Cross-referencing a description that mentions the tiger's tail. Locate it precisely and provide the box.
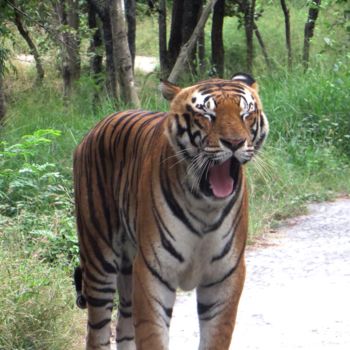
[73,266,87,309]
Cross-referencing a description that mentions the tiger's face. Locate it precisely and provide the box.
[162,74,269,199]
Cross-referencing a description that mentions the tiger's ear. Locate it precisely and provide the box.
[160,80,181,101]
[231,73,259,91]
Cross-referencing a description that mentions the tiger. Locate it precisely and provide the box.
[73,73,269,350]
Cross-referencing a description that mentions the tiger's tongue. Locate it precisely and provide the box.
[208,159,234,198]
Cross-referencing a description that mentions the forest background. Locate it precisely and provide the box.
[0,0,349,348]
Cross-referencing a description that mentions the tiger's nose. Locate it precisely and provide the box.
[220,138,246,151]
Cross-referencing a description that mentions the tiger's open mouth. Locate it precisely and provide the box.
[200,157,240,198]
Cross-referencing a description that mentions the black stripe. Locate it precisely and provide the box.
[132,113,165,156]
[182,113,200,147]
[109,112,135,157]
[119,299,132,308]
[88,318,110,330]
[150,296,173,327]
[251,119,259,142]
[200,308,224,321]
[94,136,116,248]
[91,286,116,294]
[116,336,134,343]
[197,301,225,321]
[139,246,176,292]
[211,214,243,263]
[83,137,119,260]
[86,295,113,307]
[87,233,117,274]
[201,245,245,288]
[154,206,184,263]
[160,153,201,236]
[119,309,132,318]
[197,301,216,315]
[121,264,133,275]
[84,266,111,285]
[175,113,187,136]
[150,182,184,262]
[175,139,192,160]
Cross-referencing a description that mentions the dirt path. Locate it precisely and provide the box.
[169,198,350,349]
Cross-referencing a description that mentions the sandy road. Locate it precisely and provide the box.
[169,198,350,350]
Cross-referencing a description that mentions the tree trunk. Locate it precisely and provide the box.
[86,0,119,100]
[198,29,206,76]
[124,0,136,69]
[87,1,103,105]
[87,2,103,80]
[167,0,184,70]
[303,0,321,71]
[55,0,72,98]
[13,9,44,85]
[182,0,202,74]
[54,0,80,98]
[0,74,5,125]
[158,0,168,77]
[253,22,272,71]
[280,0,292,70]
[66,0,80,81]
[102,12,119,100]
[211,0,225,77]
[168,0,218,83]
[109,0,140,107]
[243,0,256,74]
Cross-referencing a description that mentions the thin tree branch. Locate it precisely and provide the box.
[168,0,218,83]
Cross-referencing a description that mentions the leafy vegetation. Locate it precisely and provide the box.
[0,248,85,350]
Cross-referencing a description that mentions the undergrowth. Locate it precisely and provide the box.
[0,248,85,350]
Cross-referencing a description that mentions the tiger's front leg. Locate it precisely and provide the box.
[196,258,246,350]
[132,253,177,350]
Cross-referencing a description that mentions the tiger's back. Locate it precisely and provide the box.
[74,110,167,259]
[74,74,269,350]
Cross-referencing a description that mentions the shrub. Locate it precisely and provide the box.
[0,129,78,265]
[0,249,85,350]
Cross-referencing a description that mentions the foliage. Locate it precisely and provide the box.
[0,129,79,265]
[0,248,85,350]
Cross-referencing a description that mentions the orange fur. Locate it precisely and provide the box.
[74,75,268,349]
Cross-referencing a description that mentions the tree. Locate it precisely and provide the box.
[0,54,6,124]
[167,0,185,72]
[168,0,218,83]
[253,21,271,71]
[109,0,139,107]
[87,0,103,103]
[280,0,292,70]
[211,0,225,77]
[182,0,203,74]
[54,0,81,98]
[11,2,45,85]
[159,0,206,77]
[0,15,8,124]
[158,0,168,77]
[87,0,119,101]
[124,0,136,69]
[244,0,256,74]
[303,0,322,71]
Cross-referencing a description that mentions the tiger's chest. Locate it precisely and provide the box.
[157,204,238,291]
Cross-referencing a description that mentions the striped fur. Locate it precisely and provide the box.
[73,73,269,349]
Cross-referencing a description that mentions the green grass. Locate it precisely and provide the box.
[2,63,350,239]
[0,247,85,350]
